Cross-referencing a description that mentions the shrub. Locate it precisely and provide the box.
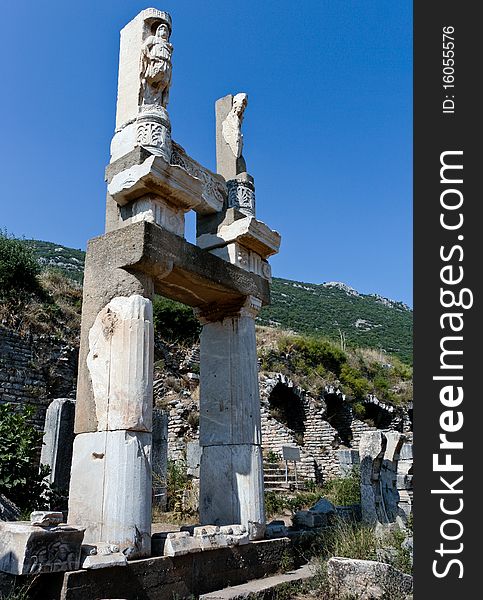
[279,335,347,376]
[152,296,200,343]
[0,232,41,300]
[323,467,361,506]
[0,403,51,512]
[340,364,370,399]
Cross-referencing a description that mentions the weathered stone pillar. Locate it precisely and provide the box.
[68,237,154,559]
[40,398,76,494]
[197,297,266,538]
[152,407,168,511]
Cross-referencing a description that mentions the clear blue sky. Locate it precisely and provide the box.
[0,1,412,305]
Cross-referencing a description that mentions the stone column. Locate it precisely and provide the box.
[68,238,154,559]
[152,408,168,511]
[197,297,266,538]
[40,398,76,495]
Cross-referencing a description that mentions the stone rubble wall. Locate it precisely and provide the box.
[0,326,77,430]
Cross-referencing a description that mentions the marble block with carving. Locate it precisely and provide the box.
[0,522,84,575]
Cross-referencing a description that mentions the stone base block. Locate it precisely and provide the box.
[327,557,413,600]
[199,444,265,532]
[68,430,151,559]
[0,522,84,575]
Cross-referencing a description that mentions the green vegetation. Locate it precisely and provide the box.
[152,296,201,343]
[24,239,85,283]
[259,278,412,364]
[265,470,360,518]
[260,333,412,407]
[0,231,41,301]
[0,403,51,512]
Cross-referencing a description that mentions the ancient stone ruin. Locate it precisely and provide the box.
[1,6,281,577]
[0,9,413,598]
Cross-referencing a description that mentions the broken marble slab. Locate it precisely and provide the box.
[0,522,84,575]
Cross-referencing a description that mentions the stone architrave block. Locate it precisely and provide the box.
[327,557,413,600]
[0,522,84,575]
[86,294,153,433]
[199,444,265,530]
[108,155,223,214]
[163,532,202,556]
[197,215,281,259]
[68,430,151,558]
[40,398,76,493]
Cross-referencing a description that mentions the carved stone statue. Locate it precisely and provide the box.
[140,17,173,108]
[222,93,248,158]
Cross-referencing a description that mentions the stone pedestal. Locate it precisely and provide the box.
[197,297,266,537]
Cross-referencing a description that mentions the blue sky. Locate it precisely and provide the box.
[0,1,412,305]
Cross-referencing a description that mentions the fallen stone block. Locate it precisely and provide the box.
[327,557,413,600]
[0,522,84,575]
[81,552,127,569]
[193,524,249,549]
[163,532,202,556]
[265,520,289,539]
[310,498,336,516]
[292,510,327,529]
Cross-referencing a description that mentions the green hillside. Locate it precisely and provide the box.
[259,279,412,364]
[25,240,85,283]
[25,240,412,363]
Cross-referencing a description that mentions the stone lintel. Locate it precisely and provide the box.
[197,215,281,259]
[106,144,225,215]
[87,221,270,310]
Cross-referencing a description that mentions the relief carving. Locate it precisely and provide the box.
[222,93,248,158]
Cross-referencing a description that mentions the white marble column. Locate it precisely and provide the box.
[68,294,154,558]
[198,296,266,538]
